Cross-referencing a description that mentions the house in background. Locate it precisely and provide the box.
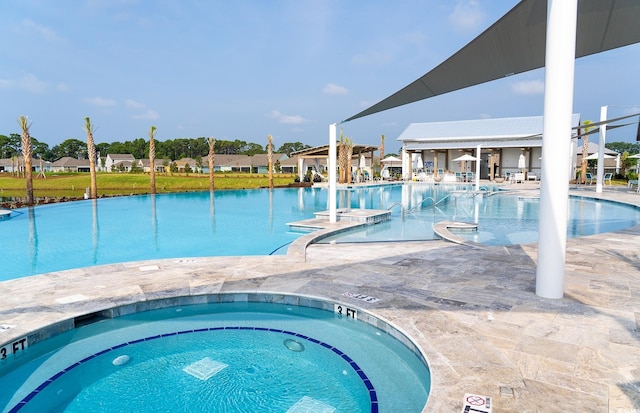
[137,158,171,173]
[0,157,52,173]
[105,154,135,172]
[50,157,90,173]
[248,153,287,173]
[173,157,202,173]
[214,154,252,173]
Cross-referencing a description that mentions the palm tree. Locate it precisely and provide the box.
[18,115,34,206]
[379,134,385,176]
[267,134,274,189]
[207,137,215,191]
[149,125,157,194]
[337,130,353,183]
[580,120,593,184]
[11,154,17,177]
[84,117,98,199]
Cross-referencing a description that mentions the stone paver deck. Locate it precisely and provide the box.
[1,182,639,412]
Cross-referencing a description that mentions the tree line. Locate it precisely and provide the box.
[0,134,312,161]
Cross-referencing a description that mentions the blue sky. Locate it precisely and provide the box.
[2,0,639,154]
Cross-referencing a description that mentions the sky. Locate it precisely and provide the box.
[2,0,639,154]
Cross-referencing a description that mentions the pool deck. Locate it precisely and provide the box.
[1,182,640,412]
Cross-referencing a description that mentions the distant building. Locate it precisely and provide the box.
[105,154,135,172]
[50,157,90,173]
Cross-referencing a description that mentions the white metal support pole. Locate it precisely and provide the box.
[595,105,607,193]
[475,144,481,191]
[536,0,578,299]
[329,123,337,223]
[298,157,305,183]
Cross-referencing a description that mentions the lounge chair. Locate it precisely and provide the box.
[455,172,462,182]
[604,173,612,185]
[585,172,594,185]
[511,173,525,183]
[466,172,474,182]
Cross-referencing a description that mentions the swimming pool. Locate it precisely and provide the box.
[0,297,431,413]
[319,185,640,245]
[2,184,639,281]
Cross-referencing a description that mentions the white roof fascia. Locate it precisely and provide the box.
[404,139,544,151]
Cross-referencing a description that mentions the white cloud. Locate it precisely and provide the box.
[402,31,426,47]
[0,74,68,94]
[85,97,117,107]
[125,99,146,109]
[269,110,308,125]
[511,79,545,95]
[132,109,159,120]
[0,74,49,94]
[22,19,62,42]
[322,83,348,96]
[449,1,486,31]
[350,51,392,66]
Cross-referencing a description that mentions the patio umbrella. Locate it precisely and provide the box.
[585,152,615,160]
[451,154,478,162]
[412,154,423,170]
[630,153,640,177]
[452,153,477,173]
[518,153,526,174]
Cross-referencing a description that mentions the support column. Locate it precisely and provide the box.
[298,157,305,183]
[329,123,337,223]
[595,105,607,193]
[475,145,481,190]
[536,0,578,299]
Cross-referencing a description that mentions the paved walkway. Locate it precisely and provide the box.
[1,183,639,412]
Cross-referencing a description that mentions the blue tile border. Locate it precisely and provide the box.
[8,327,378,413]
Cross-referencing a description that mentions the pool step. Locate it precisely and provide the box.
[313,208,391,224]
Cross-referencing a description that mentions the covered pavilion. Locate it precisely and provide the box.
[291,144,378,183]
[397,114,581,181]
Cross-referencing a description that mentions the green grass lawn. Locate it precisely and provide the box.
[0,172,300,199]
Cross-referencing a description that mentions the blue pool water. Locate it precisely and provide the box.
[321,185,640,245]
[2,184,639,281]
[0,301,431,413]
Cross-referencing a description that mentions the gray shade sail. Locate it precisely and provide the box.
[344,0,640,122]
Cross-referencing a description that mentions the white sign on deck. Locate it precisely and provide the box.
[342,291,380,303]
[461,394,492,413]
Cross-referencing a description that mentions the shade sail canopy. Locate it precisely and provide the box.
[452,154,478,162]
[344,0,640,122]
